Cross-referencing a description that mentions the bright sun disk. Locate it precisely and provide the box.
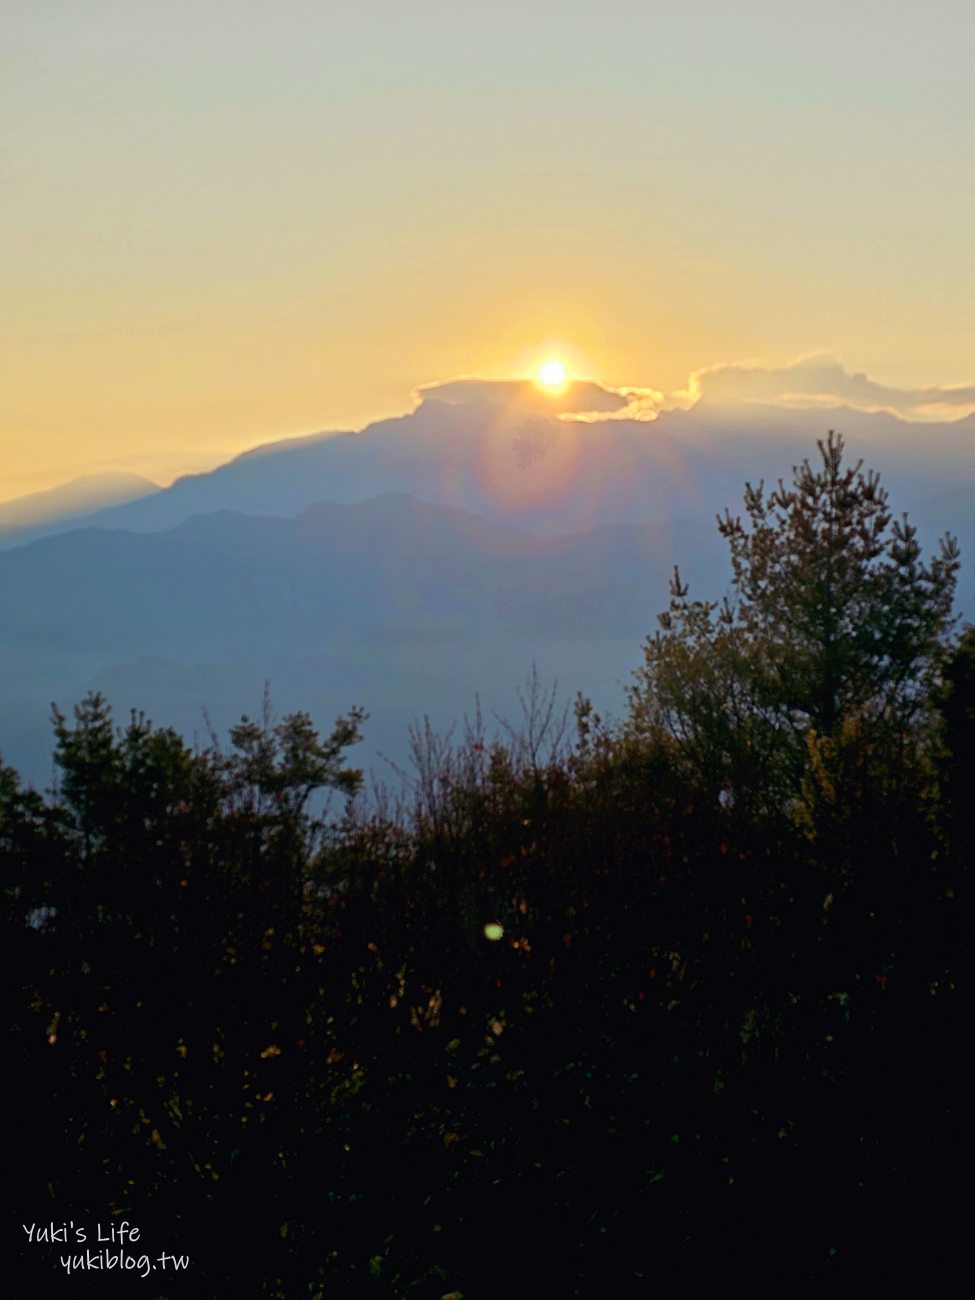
[538,359,566,387]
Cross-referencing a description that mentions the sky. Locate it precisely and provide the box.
[3,0,975,496]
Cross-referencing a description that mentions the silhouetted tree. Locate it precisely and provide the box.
[5,437,969,1294]
[628,431,960,816]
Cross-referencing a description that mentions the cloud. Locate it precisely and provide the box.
[414,355,975,427]
[415,376,668,423]
[561,385,666,423]
[414,377,633,417]
[676,352,975,420]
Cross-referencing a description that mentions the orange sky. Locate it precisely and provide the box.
[4,1,975,497]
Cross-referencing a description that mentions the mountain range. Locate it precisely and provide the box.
[1,381,972,787]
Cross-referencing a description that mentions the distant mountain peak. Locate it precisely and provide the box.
[0,471,159,537]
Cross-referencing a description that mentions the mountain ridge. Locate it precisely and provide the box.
[5,389,973,550]
[0,472,159,540]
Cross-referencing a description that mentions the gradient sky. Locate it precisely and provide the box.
[3,0,975,496]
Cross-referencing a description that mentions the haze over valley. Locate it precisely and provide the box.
[2,370,972,787]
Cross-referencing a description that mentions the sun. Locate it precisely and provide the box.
[537,359,567,388]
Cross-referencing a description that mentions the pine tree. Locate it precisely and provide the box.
[628,431,961,812]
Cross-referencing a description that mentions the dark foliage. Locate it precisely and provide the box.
[4,438,970,1296]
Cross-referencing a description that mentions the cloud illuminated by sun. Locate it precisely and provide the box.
[537,359,567,389]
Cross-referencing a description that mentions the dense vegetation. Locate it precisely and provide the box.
[5,435,972,1294]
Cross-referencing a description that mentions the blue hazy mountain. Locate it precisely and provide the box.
[0,472,159,547]
[9,382,973,544]
[0,494,727,786]
[1,383,971,786]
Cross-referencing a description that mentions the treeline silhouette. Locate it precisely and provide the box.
[5,435,972,1295]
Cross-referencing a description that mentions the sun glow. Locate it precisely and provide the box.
[538,359,567,388]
